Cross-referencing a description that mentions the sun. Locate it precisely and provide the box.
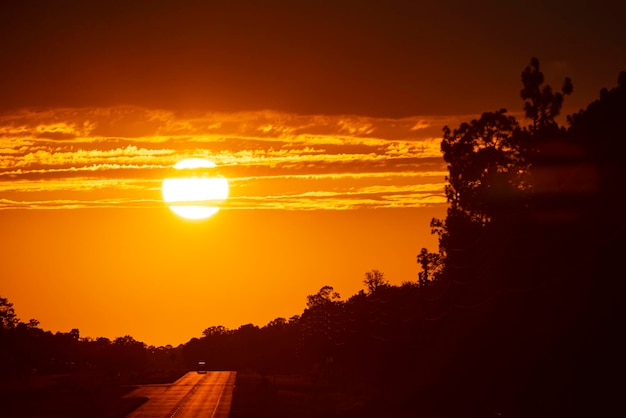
[161,158,229,220]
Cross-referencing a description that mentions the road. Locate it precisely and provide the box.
[125,371,236,418]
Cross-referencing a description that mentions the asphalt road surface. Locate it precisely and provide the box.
[125,371,236,418]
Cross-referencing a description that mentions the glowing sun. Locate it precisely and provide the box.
[161,158,229,220]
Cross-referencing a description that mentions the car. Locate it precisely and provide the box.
[197,361,207,374]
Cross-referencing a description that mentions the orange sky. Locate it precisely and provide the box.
[1,0,625,346]
[0,108,450,346]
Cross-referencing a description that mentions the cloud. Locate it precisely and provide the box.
[0,107,451,211]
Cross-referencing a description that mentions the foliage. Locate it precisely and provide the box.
[0,296,18,330]
[521,57,573,133]
[362,269,388,294]
[2,57,624,417]
[305,285,341,308]
[441,109,524,225]
[416,247,441,286]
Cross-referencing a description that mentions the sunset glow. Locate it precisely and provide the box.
[0,108,450,214]
[1,2,623,415]
[0,107,449,346]
[1,0,623,349]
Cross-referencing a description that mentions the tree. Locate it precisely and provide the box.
[428,109,524,282]
[363,269,388,294]
[427,57,574,280]
[266,317,287,327]
[440,108,524,225]
[202,325,229,338]
[68,328,80,340]
[0,296,18,330]
[302,286,343,364]
[26,318,40,329]
[521,56,573,134]
[306,285,341,308]
[417,248,441,286]
[567,70,626,168]
[113,335,147,372]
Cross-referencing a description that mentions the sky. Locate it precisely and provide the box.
[1,0,625,347]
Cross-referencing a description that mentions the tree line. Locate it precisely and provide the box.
[2,57,624,417]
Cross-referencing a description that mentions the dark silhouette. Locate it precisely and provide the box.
[521,57,573,133]
[2,58,624,417]
[362,269,389,294]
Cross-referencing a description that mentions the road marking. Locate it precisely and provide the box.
[209,378,226,418]
[168,374,206,418]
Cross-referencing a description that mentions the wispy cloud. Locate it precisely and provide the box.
[0,107,456,211]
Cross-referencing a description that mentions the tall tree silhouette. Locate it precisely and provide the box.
[416,248,441,286]
[0,296,18,330]
[362,269,388,294]
[300,286,343,369]
[428,57,574,283]
[441,108,523,224]
[430,109,525,287]
[521,56,573,134]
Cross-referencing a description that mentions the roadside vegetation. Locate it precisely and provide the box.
[2,58,624,417]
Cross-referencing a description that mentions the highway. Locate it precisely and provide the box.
[125,371,236,418]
